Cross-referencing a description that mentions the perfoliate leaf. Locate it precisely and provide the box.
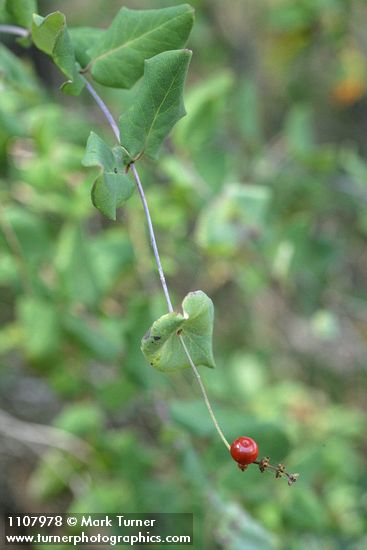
[120,49,192,162]
[69,27,104,68]
[141,290,215,372]
[82,131,134,220]
[31,11,84,95]
[88,4,194,89]
[5,0,37,28]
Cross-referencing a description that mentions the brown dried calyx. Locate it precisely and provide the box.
[255,456,299,486]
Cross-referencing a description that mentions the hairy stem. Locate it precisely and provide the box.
[0,24,29,37]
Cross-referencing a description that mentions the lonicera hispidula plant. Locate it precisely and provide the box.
[0,0,298,485]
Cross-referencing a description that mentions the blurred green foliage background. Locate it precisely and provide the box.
[0,0,367,548]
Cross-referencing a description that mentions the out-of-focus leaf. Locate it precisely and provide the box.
[311,310,339,340]
[17,296,61,360]
[285,488,329,530]
[31,11,84,95]
[2,206,50,264]
[82,131,135,220]
[119,49,191,162]
[62,314,122,363]
[284,104,314,155]
[174,71,233,150]
[339,148,367,186]
[87,229,133,294]
[196,183,271,254]
[28,450,77,500]
[0,106,24,137]
[212,496,277,550]
[55,223,99,307]
[5,0,37,28]
[88,4,194,88]
[141,290,215,372]
[54,402,104,436]
[236,78,263,148]
[70,480,133,513]
[0,43,39,92]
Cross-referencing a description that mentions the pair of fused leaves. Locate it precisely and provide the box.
[78,6,193,217]
[74,4,194,89]
[141,291,215,372]
[21,5,193,216]
[29,4,193,96]
[82,132,134,221]
[83,48,192,218]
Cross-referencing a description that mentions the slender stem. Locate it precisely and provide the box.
[81,77,121,142]
[82,77,230,450]
[0,24,29,37]
[179,335,230,450]
[130,163,174,313]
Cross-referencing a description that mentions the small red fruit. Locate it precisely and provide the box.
[230,436,259,469]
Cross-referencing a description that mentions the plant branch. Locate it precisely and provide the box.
[0,24,29,37]
[82,77,231,451]
[81,76,121,142]
[130,163,174,313]
[179,335,230,450]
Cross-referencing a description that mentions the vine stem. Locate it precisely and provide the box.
[130,163,174,314]
[1,22,231,453]
[0,24,29,37]
[82,77,121,143]
[82,79,231,451]
[178,335,230,450]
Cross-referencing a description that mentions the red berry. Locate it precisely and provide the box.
[230,436,259,466]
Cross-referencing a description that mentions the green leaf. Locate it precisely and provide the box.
[54,402,104,436]
[5,0,37,28]
[82,131,135,220]
[69,27,104,68]
[17,296,61,360]
[141,290,215,372]
[174,70,234,150]
[31,11,84,95]
[120,49,191,162]
[0,43,39,92]
[62,314,122,363]
[213,498,276,550]
[196,183,272,255]
[88,4,194,89]
[55,223,99,307]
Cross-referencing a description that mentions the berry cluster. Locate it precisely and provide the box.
[230,436,299,486]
